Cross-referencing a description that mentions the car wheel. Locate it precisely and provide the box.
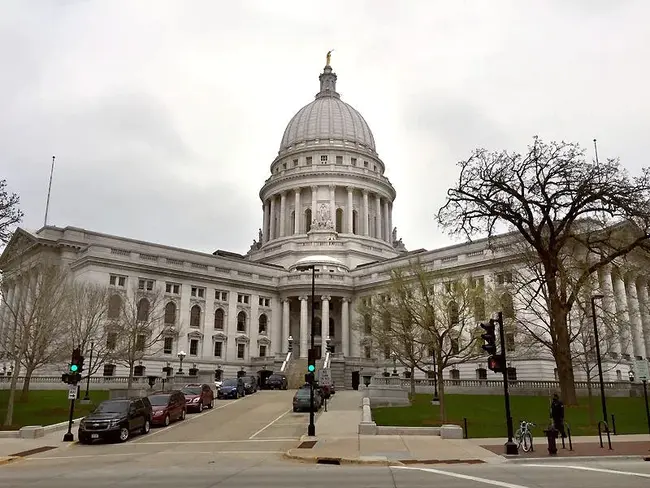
[180,409,186,420]
[208,400,214,409]
[118,426,130,442]
[141,418,150,435]
[164,414,170,426]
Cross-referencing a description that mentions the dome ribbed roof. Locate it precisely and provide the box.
[278,64,376,154]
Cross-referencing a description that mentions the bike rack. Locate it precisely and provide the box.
[463,417,468,439]
[597,420,612,450]
[561,423,573,451]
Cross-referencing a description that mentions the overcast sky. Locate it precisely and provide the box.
[2,0,649,255]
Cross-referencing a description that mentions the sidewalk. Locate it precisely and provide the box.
[0,429,73,466]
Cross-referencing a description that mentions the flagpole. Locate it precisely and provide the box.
[593,139,600,165]
[44,155,55,227]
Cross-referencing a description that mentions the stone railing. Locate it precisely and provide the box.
[0,375,190,390]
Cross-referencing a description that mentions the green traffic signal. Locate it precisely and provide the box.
[308,364,315,372]
[70,364,79,372]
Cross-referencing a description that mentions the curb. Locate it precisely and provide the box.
[504,454,648,464]
[284,450,488,466]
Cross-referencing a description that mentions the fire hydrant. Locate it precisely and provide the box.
[544,426,558,455]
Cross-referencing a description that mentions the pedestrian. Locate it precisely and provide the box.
[550,393,566,438]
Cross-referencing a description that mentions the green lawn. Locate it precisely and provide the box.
[372,394,650,438]
[0,389,109,430]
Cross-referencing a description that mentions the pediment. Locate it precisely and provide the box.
[0,228,39,266]
[257,336,271,345]
[235,334,250,344]
[163,326,179,337]
[187,330,204,339]
[212,332,228,341]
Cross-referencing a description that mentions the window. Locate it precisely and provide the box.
[335,208,343,233]
[191,286,205,299]
[364,346,371,359]
[505,332,515,352]
[163,337,173,354]
[448,301,459,326]
[506,367,517,381]
[103,364,115,377]
[501,293,515,319]
[215,290,228,301]
[237,294,250,305]
[165,282,181,295]
[137,298,150,322]
[108,295,121,319]
[134,365,145,377]
[306,156,312,165]
[135,334,146,351]
[237,311,247,333]
[293,159,298,167]
[213,341,223,357]
[106,332,117,350]
[351,157,357,166]
[259,345,267,357]
[373,164,377,171]
[336,155,342,164]
[258,297,270,307]
[214,308,224,330]
[138,279,154,291]
[329,317,335,337]
[237,343,245,359]
[497,272,512,284]
[305,208,312,232]
[314,317,322,336]
[352,210,358,234]
[477,368,488,380]
[189,339,199,356]
[364,161,368,168]
[474,296,486,322]
[109,274,127,287]
[258,314,268,334]
[190,305,202,328]
[164,302,177,325]
[450,337,460,355]
[320,155,328,163]
[450,369,460,380]
[282,162,287,170]
[384,345,391,359]
[427,370,436,379]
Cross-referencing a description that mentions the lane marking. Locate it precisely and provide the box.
[22,450,285,461]
[129,438,299,445]
[524,464,650,479]
[249,408,292,439]
[392,466,531,488]
[132,397,243,443]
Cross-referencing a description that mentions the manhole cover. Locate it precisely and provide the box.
[298,440,317,449]
[10,446,57,457]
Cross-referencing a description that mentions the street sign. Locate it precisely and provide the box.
[634,359,649,381]
[319,368,332,387]
[68,384,77,400]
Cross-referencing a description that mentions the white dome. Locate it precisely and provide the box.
[278,64,376,155]
[291,255,349,272]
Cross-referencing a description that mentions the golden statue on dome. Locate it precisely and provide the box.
[326,49,334,66]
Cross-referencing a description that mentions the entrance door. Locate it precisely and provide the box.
[258,370,273,389]
[351,371,360,390]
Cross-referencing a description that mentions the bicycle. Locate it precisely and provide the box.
[515,420,535,452]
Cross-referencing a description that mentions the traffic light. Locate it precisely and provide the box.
[61,372,70,384]
[70,347,84,374]
[480,319,498,355]
[488,354,505,373]
[307,348,316,373]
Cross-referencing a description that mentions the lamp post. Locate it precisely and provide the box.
[288,335,293,353]
[83,341,94,401]
[392,353,398,376]
[296,263,316,437]
[431,348,439,405]
[177,350,186,374]
[590,294,608,425]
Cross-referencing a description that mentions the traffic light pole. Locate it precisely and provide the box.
[308,265,316,437]
[63,347,77,442]
[498,312,518,455]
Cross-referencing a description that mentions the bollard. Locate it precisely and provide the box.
[597,420,612,450]
[566,424,573,451]
[544,426,558,455]
[463,417,468,439]
[611,414,617,435]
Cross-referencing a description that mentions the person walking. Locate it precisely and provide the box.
[550,393,566,438]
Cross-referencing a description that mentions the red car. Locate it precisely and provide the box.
[181,384,214,412]
[148,390,186,426]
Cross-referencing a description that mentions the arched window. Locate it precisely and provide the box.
[190,305,201,328]
[335,208,343,233]
[164,302,176,325]
[329,317,335,337]
[214,308,224,329]
[314,317,322,336]
[258,314,268,334]
[107,295,121,319]
[237,311,247,333]
[352,210,358,234]
[137,298,150,322]
[448,301,459,326]
[305,208,312,232]
[133,365,145,377]
[290,210,296,234]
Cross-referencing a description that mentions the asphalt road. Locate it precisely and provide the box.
[2,390,650,487]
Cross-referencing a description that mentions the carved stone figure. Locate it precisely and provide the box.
[392,227,398,243]
[258,228,263,242]
[311,203,334,230]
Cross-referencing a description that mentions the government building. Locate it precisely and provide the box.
[1,58,648,389]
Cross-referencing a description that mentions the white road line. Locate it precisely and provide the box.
[129,438,299,445]
[249,408,292,439]
[392,466,531,488]
[524,464,650,479]
[23,450,285,461]
[132,398,243,443]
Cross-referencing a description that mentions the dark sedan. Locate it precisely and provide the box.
[217,378,245,399]
[292,385,323,412]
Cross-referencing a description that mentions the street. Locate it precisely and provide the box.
[2,390,650,487]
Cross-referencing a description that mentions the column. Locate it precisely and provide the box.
[329,185,336,226]
[279,192,287,237]
[612,268,633,357]
[598,265,621,356]
[350,298,361,357]
[362,190,369,237]
[321,296,330,353]
[269,196,276,240]
[341,297,350,356]
[346,187,354,233]
[299,296,309,358]
[293,188,301,234]
[635,278,650,358]
[625,272,646,358]
[263,200,270,243]
[383,201,390,242]
[282,299,290,353]
[311,185,318,219]
[388,203,393,240]
[375,194,382,240]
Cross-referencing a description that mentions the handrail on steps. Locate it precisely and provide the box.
[280,351,292,373]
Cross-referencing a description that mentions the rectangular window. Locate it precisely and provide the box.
[282,162,287,170]
[189,339,199,356]
[320,155,328,163]
[497,272,513,284]
[238,294,250,305]
[213,341,223,357]
[165,282,181,295]
[138,279,154,291]
[364,346,371,359]
[351,157,357,166]
[237,343,245,359]
[364,161,369,168]
[258,297,270,307]
[293,159,298,167]
[336,156,343,165]
[106,332,117,350]
[163,337,173,355]
[135,334,146,352]
[191,286,205,298]
[215,290,228,301]
[103,365,115,377]
[109,274,127,287]
[306,156,312,165]
[259,345,267,357]
[505,332,516,352]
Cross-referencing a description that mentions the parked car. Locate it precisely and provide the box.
[217,378,245,399]
[243,375,258,394]
[181,384,214,412]
[266,373,288,390]
[78,397,152,444]
[148,390,186,426]
[292,385,323,412]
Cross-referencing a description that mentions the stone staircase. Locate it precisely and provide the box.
[286,357,308,389]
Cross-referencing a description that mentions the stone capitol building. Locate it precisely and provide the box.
[2,57,648,389]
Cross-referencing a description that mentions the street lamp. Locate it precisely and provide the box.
[296,263,316,437]
[177,350,186,374]
[288,335,293,353]
[590,294,608,426]
[392,352,398,376]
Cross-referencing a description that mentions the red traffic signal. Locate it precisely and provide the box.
[488,354,505,373]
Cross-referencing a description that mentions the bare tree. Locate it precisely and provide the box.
[0,179,23,245]
[108,286,166,390]
[437,137,650,404]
